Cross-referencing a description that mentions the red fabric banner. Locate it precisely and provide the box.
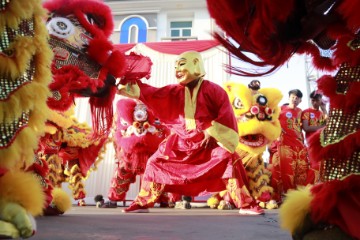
[114,43,136,53]
[114,40,220,55]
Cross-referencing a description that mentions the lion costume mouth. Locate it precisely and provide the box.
[239,134,267,147]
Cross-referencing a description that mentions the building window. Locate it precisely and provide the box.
[120,16,148,43]
[170,21,192,38]
[129,25,139,43]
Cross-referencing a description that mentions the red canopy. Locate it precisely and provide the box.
[114,40,220,55]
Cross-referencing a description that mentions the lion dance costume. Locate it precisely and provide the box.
[107,98,180,206]
[207,0,359,239]
[36,0,126,211]
[0,0,52,238]
[207,82,282,210]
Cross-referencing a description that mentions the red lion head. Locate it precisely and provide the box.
[43,0,126,136]
[114,98,169,171]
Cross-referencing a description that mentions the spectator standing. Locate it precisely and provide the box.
[301,90,327,183]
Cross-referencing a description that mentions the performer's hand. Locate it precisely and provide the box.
[201,130,211,148]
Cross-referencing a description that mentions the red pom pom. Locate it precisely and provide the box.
[250,106,259,115]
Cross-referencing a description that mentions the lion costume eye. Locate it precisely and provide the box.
[256,95,267,106]
[233,97,243,109]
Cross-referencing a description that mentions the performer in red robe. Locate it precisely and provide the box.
[118,51,263,215]
[301,91,327,143]
[301,90,327,183]
[269,90,309,203]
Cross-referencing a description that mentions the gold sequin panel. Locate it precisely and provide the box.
[0,18,35,56]
[335,63,360,94]
[321,108,360,146]
[0,111,29,148]
[320,150,360,181]
[0,59,35,100]
[49,37,102,80]
[334,37,360,94]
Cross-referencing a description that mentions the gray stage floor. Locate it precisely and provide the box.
[32,206,292,240]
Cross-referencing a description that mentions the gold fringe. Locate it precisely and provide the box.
[0,0,47,32]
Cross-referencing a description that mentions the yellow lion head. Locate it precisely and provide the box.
[224,81,283,154]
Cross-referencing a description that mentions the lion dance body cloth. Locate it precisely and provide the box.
[108,98,180,205]
[206,0,360,238]
[0,0,53,238]
[35,0,127,211]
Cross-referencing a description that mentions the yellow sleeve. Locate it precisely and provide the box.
[206,121,239,153]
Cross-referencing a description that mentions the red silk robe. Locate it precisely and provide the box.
[135,79,240,196]
[301,108,326,182]
[270,105,309,200]
[301,108,326,142]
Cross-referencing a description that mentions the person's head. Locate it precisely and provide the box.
[248,80,261,91]
[309,90,323,109]
[288,89,302,108]
[175,51,206,86]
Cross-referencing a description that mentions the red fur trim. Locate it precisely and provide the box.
[337,0,360,31]
[261,0,294,23]
[206,0,360,77]
[87,38,113,65]
[308,129,360,162]
[48,64,104,111]
[317,75,360,113]
[51,64,102,92]
[47,86,73,112]
[104,50,126,78]
[206,0,298,76]
[327,24,353,40]
[310,174,360,239]
[58,39,123,93]
[43,0,114,38]
[297,43,338,71]
[334,35,360,66]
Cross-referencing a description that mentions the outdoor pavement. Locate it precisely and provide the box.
[32,205,292,240]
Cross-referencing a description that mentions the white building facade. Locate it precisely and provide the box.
[105,0,215,43]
